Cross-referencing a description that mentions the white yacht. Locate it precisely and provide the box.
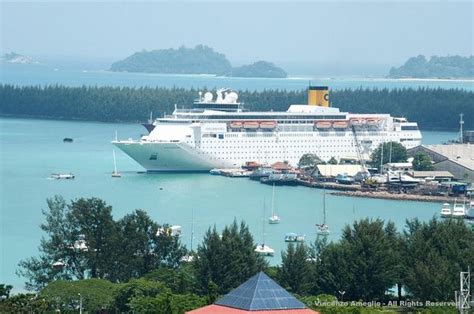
[452,201,467,218]
[440,203,452,218]
[113,87,422,172]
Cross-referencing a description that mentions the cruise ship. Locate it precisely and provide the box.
[113,87,422,172]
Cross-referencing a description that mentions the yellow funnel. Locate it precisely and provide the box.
[308,86,329,107]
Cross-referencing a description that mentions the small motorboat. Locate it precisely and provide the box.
[255,244,274,256]
[284,233,305,242]
[316,223,330,236]
[156,225,182,237]
[63,137,73,143]
[51,173,75,180]
[209,168,222,175]
[452,201,467,218]
[440,203,452,218]
[269,215,280,224]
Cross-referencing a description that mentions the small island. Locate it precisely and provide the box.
[388,55,473,79]
[232,61,287,78]
[2,52,39,64]
[110,45,287,78]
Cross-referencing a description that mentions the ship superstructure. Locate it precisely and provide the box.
[113,87,422,172]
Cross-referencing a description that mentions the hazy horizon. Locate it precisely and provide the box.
[1,1,473,75]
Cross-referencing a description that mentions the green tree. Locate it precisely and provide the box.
[298,153,324,169]
[403,218,474,301]
[0,293,49,313]
[39,278,118,312]
[328,157,338,165]
[193,220,267,294]
[68,197,118,280]
[113,278,168,312]
[18,196,187,290]
[412,152,434,171]
[142,264,197,294]
[316,219,398,301]
[278,243,312,295]
[0,284,12,299]
[370,142,408,168]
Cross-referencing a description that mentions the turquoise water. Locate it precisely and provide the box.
[0,117,458,291]
[1,63,473,91]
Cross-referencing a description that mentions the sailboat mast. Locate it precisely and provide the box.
[262,198,266,245]
[113,149,118,173]
[191,208,195,252]
[323,185,326,225]
[271,183,275,216]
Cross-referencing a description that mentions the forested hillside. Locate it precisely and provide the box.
[389,55,473,78]
[110,45,232,75]
[0,85,472,130]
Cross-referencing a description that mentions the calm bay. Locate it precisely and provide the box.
[0,117,458,290]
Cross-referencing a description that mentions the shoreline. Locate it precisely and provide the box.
[331,190,465,203]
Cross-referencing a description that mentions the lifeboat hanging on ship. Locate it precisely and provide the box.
[315,121,332,129]
[230,121,243,129]
[259,121,277,129]
[366,118,380,126]
[332,121,349,129]
[350,118,365,126]
[243,121,260,129]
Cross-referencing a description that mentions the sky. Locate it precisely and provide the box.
[1,0,473,75]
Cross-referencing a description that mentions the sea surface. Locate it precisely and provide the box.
[1,63,473,91]
[0,117,459,291]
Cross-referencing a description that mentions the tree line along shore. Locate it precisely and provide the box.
[0,85,473,131]
[0,196,472,313]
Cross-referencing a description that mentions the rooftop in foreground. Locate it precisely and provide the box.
[187,272,317,313]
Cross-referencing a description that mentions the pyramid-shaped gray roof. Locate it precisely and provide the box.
[215,272,307,310]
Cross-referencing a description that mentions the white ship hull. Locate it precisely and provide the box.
[114,130,421,172]
[113,88,423,172]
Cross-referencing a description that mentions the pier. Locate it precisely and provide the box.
[331,190,468,203]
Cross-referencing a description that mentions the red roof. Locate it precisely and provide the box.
[271,161,292,170]
[187,304,318,314]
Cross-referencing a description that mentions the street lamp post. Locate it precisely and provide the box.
[338,290,346,301]
[78,293,83,314]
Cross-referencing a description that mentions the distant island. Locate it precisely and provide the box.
[388,55,473,79]
[231,61,287,78]
[110,45,287,78]
[2,52,39,64]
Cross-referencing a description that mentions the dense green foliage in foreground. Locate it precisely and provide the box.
[389,55,473,78]
[1,196,471,313]
[1,85,472,130]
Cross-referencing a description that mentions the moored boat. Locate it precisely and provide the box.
[440,203,452,218]
[255,244,275,256]
[284,233,305,242]
[452,201,467,218]
[51,173,75,180]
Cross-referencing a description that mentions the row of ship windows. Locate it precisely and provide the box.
[198,131,393,138]
[192,139,361,144]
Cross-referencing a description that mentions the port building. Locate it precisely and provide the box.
[187,272,317,313]
[408,144,474,182]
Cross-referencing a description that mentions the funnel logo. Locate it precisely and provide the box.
[324,93,329,101]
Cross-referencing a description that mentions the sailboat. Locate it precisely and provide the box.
[316,185,330,236]
[268,183,280,224]
[255,198,274,256]
[112,149,121,178]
